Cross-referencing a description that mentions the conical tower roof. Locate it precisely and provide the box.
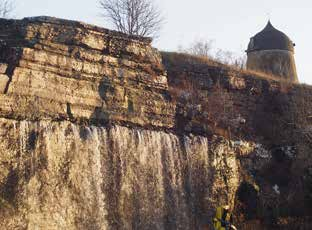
[247,21,295,53]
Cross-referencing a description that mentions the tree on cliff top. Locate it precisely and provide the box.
[180,39,246,69]
[0,0,14,18]
[99,0,164,38]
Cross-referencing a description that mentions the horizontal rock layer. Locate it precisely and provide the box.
[0,16,174,128]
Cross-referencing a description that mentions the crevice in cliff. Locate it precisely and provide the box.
[0,167,19,206]
[3,75,12,94]
[2,47,23,94]
[66,103,75,121]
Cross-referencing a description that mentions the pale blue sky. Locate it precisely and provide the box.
[13,0,312,84]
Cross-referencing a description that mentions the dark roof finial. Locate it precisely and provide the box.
[264,20,274,31]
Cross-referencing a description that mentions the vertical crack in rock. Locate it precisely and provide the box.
[66,103,74,120]
[3,47,23,94]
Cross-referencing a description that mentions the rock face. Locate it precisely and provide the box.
[0,16,174,128]
[0,119,243,229]
[0,17,311,229]
[162,52,312,229]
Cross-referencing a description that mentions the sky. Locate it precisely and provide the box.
[12,0,312,84]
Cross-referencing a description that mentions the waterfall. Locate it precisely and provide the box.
[1,120,240,229]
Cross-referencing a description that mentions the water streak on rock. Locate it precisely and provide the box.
[0,120,240,229]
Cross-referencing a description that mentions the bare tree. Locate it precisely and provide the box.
[215,49,246,69]
[180,39,246,69]
[99,0,164,38]
[179,39,214,58]
[187,39,214,58]
[0,0,14,18]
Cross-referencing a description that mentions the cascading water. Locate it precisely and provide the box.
[0,120,241,229]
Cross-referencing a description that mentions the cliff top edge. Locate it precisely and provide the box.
[0,16,153,44]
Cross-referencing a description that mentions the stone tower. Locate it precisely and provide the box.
[246,21,298,83]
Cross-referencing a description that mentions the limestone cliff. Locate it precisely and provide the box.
[0,16,174,127]
[162,53,312,229]
[0,17,311,230]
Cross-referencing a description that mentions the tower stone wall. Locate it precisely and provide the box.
[247,49,298,82]
[246,21,298,83]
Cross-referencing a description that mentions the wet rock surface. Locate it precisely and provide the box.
[0,119,242,229]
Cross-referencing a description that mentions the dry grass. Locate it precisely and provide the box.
[161,51,223,68]
[243,68,295,84]
[161,51,301,86]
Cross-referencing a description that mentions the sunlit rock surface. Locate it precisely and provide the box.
[0,17,312,229]
[0,16,174,128]
[0,119,242,229]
